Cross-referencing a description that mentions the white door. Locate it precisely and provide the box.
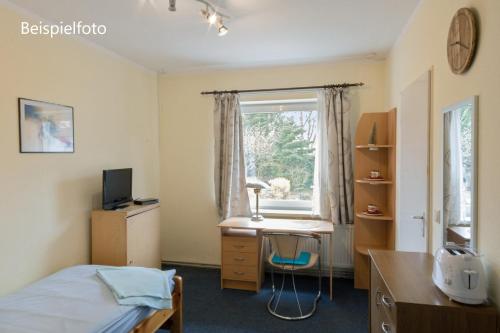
[397,71,430,252]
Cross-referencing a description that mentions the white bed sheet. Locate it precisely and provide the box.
[0,265,173,333]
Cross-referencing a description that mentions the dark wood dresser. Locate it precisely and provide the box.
[369,250,497,333]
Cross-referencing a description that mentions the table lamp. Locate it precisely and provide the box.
[246,180,270,222]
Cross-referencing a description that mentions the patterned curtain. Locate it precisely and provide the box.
[315,88,354,224]
[213,93,251,220]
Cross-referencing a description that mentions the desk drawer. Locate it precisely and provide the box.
[222,236,258,253]
[223,251,257,266]
[222,264,258,282]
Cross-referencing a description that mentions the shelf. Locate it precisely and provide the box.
[354,110,397,290]
[356,212,393,221]
[356,244,387,256]
[355,179,393,185]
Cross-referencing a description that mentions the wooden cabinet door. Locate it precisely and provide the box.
[126,208,161,268]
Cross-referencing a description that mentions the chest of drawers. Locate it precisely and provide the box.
[221,230,262,292]
[369,250,497,333]
[91,204,161,268]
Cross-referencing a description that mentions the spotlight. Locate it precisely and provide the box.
[200,6,209,19]
[200,5,217,25]
[168,0,176,11]
[217,19,228,36]
[208,12,218,25]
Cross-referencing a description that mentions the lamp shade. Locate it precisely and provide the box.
[246,179,270,190]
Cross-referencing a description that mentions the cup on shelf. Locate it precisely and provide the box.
[367,204,379,214]
[370,170,381,179]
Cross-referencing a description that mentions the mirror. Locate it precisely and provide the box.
[443,96,477,249]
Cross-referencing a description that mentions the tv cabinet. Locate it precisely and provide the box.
[91,203,160,268]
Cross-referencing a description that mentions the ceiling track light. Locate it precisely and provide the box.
[171,0,230,36]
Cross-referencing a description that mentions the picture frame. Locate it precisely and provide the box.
[18,98,74,153]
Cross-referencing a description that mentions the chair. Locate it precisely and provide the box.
[263,231,321,320]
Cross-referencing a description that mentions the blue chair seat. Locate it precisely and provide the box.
[272,251,311,266]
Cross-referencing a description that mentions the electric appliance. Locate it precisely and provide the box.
[102,168,132,210]
[133,198,159,205]
[432,245,487,305]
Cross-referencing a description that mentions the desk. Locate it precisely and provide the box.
[217,217,335,300]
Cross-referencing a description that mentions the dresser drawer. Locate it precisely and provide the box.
[222,236,258,253]
[377,311,396,333]
[222,264,258,281]
[371,260,397,331]
[222,251,257,266]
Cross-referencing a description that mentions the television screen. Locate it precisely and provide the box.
[102,168,132,210]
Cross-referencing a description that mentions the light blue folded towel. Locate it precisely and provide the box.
[96,267,176,310]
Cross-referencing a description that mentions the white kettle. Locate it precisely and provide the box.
[432,245,487,305]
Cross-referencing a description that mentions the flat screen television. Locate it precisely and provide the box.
[102,168,132,210]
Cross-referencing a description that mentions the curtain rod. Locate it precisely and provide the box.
[200,82,364,95]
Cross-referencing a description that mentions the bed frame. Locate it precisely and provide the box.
[130,275,183,333]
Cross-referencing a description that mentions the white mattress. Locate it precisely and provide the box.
[0,265,173,333]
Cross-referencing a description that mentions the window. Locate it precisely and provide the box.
[241,98,318,215]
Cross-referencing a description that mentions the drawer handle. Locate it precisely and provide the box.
[381,295,394,308]
[232,245,245,249]
[234,257,245,262]
[234,271,245,276]
[381,322,391,333]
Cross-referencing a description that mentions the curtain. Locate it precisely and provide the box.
[443,110,463,226]
[314,88,354,224]
[213,93,251,220]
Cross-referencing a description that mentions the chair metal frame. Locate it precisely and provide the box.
[263,231,322,321]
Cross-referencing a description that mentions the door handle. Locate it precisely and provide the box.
[412,213,426,237]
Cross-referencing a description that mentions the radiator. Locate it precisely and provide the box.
[264,224,354,278]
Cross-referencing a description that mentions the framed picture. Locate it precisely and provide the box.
[18,98,74,153]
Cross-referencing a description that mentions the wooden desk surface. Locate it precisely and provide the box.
[369,250,496,312]
[217,217,334,234]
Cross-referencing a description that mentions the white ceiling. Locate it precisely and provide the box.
[7,0,420,73]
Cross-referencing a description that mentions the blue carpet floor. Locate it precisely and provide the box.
[162,265,368,333]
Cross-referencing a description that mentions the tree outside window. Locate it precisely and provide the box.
[241,100,318,213]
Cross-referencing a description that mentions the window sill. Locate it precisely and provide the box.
[258,209,321,220]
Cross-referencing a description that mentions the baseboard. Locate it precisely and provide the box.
[162,260,354,279]
[162,260,220,270]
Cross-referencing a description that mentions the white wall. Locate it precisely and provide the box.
[0,4,160,295]
[386,0,500,302]
[158,60,387,266]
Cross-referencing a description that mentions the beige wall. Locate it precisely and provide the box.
[387,0,500,301]
[158,60,387,266]
[0,5,160,295]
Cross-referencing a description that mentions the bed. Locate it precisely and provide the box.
[0,265,183,333]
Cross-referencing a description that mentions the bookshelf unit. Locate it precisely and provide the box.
[354,109,397,289]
